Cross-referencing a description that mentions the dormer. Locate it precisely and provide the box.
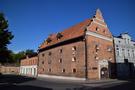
[46,37,51,44]
[56,32,63,40]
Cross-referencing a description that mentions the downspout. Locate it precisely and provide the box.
[84,28,88,80]
[112,37,117,78]
[37,49,40,78]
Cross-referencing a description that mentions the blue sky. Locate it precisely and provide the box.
[0,0,135,52]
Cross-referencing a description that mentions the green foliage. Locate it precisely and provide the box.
[0,12,14,63]
[9,49,37,65]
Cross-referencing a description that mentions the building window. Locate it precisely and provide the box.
[118,41,121,43]
[103,29,106,33]
[117,51,119,56]
[72,46,76,51]
[116,45,118,47]
[48,52,52,56]
[62,69,65,73]
[72,57,76,62]
[59,49,62,53]
[42,68,44,71]
[96,27,99,31]
[72,68,76,73]
[116,48,119,50]
[132,50,135,57]
[95,56,99,60]
[59,58,62,63]
[42,53,44,57]
[56,32,63,40]
[48,68,51,72]
[95,44,100,52]
[107,46,113,52]
[109,57,112,60]
[128,53,130,57]
[46,37,51,44]
[42,61,44,64]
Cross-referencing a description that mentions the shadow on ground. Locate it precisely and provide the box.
[79,79,135,90]
[0,74,36,84]
[0,84,52,90]
[0,74,52,90]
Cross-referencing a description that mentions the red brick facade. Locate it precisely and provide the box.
[20,55,38,77]
[38,9,116,80]
[38,41,86,78]
[20,56,38,66]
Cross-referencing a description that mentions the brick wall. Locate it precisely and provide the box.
[38,40,86,78]
[20,56,38,66]
[0,66,19,74]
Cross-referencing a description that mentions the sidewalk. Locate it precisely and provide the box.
[37,76,125,85]
[85,79,119,84]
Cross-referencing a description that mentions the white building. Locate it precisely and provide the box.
[20,55,38,77]
[114,33,135,78]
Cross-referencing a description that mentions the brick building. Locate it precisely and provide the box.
[0,65,19,74]
[20,54,38,77]
[38,9,116,80]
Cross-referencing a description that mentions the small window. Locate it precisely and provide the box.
[72,57,76,62]
[95,44,100,52]
[48,68,51,72]
[95,56,99,60]
[72,46,76,51]
[103,29,106,33]
[59,58,62,63]
[42,53,44,57]
[92,67,97,70]
[116,48,119,50]
[42,68,44,71]
[48,52,52,56]
[96,27,99,31]
[73,68,76,73]
[42,61,44,64]
[109,57,112,60]
[59,49,62,53]
[118,41,121,43]
[117,51,119,56]
[107,46,113,52]
[46,37,51,44]
[62,69,65,73]
[128,53,130,56]
[56,33,63,40]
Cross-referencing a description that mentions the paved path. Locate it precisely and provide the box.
[0,74,135,90]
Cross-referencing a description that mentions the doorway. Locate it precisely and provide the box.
[100,67,108,79]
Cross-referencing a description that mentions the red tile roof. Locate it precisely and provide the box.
[39,19,92,49]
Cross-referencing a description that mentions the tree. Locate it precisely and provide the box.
[0,13,14,63]
[9,49,37,65]
[25,49,36,55]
